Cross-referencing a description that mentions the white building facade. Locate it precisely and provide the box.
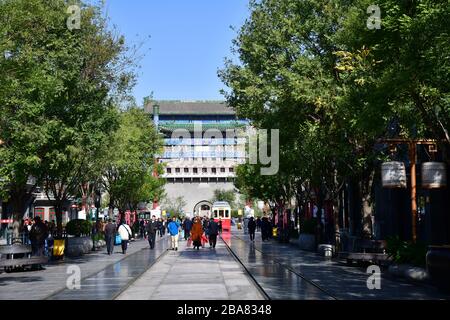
[147,101,249,216]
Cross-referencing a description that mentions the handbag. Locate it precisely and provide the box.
[115,234,122,245]
[186,237,192,248]
[201,234,208,244]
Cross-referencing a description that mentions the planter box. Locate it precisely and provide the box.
[65,237,93,257]
[427,245,450,291]
[298,234,316,251]
[388,264,429,282]
[96,240,106,247]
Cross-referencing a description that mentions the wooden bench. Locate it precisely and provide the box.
[0,244,49,272]
[339,239,391,266]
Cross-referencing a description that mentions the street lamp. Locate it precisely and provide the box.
[380,139,447,243]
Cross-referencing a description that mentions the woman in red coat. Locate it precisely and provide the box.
[190,217,203,250]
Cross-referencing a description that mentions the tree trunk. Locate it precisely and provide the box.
[359,169,375,239]
[54,202,64,238]
[9,184,34,239]
[333,196,341,251]
[316,185,325,246]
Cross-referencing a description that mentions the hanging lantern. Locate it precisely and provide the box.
[422,162,447,189]
[381,161,407,188]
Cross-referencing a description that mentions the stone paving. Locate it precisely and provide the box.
[116,236,265,300]
[2,228,449,300]
[0,235,169,300]
[228,229,450,300]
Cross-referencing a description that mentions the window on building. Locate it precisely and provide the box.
[34,208,45,221]
[184,168,189,173]
[175,168,181,173]
[193,168,198,174]
[202,168,208,173]
[211,168,217,174]
[229,167,234,173]
[167,168,172,174]
[220,168,226,173]
[50,208,56,223]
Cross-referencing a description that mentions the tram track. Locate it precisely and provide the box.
[221,236,271,300]
[45,236,170,300]
[221,234,338,300]
[111,243,170,300]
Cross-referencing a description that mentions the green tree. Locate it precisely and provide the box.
[102,107,164,215]
[335,0,450,156]
[219,0,383,240]
[211,189,237,209]
[160,196,187,217]
[0,0,136,234]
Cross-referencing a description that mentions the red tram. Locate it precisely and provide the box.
[212,201,231,232]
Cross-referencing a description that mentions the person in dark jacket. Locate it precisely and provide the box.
[261,216,270,241]
[256,217,261,232]
[183,217,193,241]
[202,217,210,237]
[248,217,257,242]
[104,219,117,255]
[139,219,145,239]
[218,218,223,234]
[146,215,159,249]
[157,218,163,237]
[29,216,48,257]
[207,219,219,248]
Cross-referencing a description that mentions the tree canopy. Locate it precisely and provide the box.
[0,0,162,232]
[220,0,450,238]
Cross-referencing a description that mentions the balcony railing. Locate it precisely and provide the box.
[164,138,247,146]
[162,151,246,159]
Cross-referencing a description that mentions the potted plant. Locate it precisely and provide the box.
[65,219,93,257]
[386,236,429,282]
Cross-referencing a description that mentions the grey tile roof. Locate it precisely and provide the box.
[145,100,236,115]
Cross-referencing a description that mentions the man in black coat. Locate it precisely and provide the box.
[207,219,219,249]
[29,217,48,257]
[104,219,117,255]
[146,215,159,249]
[139,219,145,239]
[248,217,257,242]
[183,217,193,241]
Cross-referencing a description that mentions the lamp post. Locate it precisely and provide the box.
[380,139,446,243]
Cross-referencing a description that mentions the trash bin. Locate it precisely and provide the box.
[272,227,278,237]
[53,239,65,257]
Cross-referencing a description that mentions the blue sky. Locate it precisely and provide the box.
[105,0,250,105]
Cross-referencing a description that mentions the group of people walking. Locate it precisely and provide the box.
[15,217,51,258]
[239,216,273,242]
[138,217,174,239]
[188,216,220,250]
[104,219,133,255]
[120,215,223,252]
[15,213,271,264]
[159,215,222,251]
